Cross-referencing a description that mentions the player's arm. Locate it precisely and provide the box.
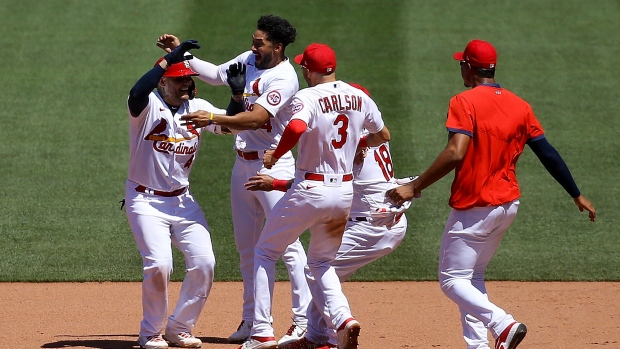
[180,105,271,130]
[263,119,307,169]
[244,172,293,192]
[128,60,166,116]
[528,136,596,221]
[157,34,226,86]
[387,131,470,205]
[359,126,390,148]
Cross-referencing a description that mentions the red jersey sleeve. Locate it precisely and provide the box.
[526,104,545,141]
[446,94,474,136]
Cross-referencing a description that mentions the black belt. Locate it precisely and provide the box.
[135,185,187,197]
[348,217,368,222]
[236,150,260,160]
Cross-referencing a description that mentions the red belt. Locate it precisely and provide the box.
[236,150,260,160]
[304,173,353,181]
[135,185,187,197]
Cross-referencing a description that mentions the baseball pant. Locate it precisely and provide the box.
[230,153,310,327]
[125,181,215,337]
[438,199,520,348]
[304,216,408,345]
[251,176,354,338]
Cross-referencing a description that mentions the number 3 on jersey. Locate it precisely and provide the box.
[331,114,349,149]
[374,144,394,181]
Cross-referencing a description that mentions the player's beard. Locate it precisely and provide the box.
[255,51,274,69]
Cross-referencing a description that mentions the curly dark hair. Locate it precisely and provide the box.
[257,15,297,48]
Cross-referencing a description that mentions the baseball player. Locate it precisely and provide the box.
[237,44,391,349]
[245,83,413,349]
[125,40,232,349]
[244,83,413,348]
[158,15,311,345]
[387,39,596,349]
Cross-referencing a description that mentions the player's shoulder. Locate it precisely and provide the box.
[189,97,218,111]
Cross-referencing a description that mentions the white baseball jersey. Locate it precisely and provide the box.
[290,81,385,174]
[127,91,226,191]
[190,53,312,329]
[350,140,398,216]
[193,51,299,151]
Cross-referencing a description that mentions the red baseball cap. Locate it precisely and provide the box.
[155,57,199,77]
[453,39,497,69]
[349,83,370,96]
[294,43,336,74]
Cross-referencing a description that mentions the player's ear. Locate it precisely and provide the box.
[189,78,196,100]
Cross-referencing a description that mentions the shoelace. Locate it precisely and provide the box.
[148,335,166,342]
[178,332,194,339]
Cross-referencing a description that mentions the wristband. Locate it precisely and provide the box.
[358,136,368,148]
[208,112,214,125]
[272,179,290,192]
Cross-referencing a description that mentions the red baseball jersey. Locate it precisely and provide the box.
[446,84,545,209]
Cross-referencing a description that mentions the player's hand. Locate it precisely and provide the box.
[354,147,368,165]
[180,110,212,128]
[573,195,596,222]
[157,34,181,53]
[263,150,279,169]
[163,39,200,66]
[386,181,419,206]
[244,172,275,191]
[226,62,246,96]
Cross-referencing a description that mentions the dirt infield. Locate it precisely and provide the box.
[2,281,618,348]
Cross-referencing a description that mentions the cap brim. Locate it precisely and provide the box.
[453,52,464,61]
[294,54,303,65]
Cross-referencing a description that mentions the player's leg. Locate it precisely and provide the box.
[229,159,265,341]
[304,184,357,349]
[251,187,317,340]
[438,201,520,343]
[125,189,174,340]
[333,216,407,281]
[259,157,311,342]
[165,193,215,344]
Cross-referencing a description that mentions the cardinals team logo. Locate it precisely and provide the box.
[252,78,261,97]
[144,119,199,154]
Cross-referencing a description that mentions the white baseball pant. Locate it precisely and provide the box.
[125,181,215,337]
[251,176,355,338]
[438,199,520,349]
[230,152,311,327]
[304,216,408,345]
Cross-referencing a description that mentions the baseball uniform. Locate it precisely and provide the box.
[126,88,226,343]
[251,81,386,346]
[189,52,311,333]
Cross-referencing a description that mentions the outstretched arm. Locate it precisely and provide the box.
[387,132,470,205]
[528,137,596,221]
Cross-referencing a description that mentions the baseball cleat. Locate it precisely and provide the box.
[228,320,252,343]
[277,323,307,347]
[139,334,169,349]
[163,331,202,347]
[336,318,360,349]
[495,322,527,349]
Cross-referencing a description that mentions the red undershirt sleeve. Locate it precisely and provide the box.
[272,119,307,159]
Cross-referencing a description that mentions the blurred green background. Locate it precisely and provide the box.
[0,0,617,282]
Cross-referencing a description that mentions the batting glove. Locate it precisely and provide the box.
[164,39,200,66]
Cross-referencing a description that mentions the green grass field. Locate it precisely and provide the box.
[0,0,618,282]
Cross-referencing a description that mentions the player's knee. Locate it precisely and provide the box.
[143,258,174,288]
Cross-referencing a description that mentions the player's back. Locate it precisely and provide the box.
[449,85,542,209]
[292,81,382,175]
